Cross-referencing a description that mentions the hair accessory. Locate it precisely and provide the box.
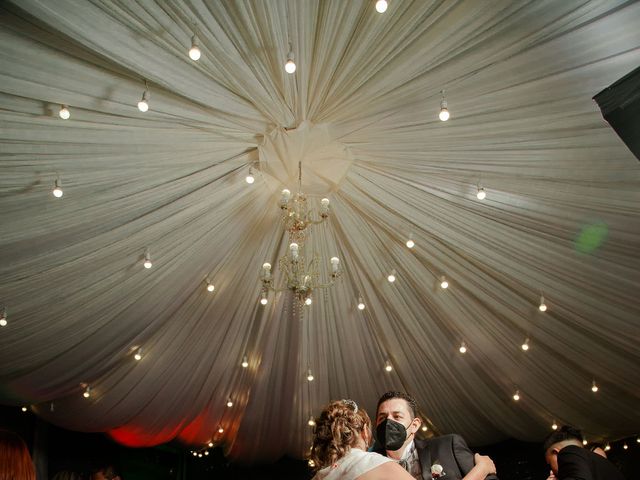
[341,399,358,413]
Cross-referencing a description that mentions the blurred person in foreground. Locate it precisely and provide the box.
[0,429,36,480]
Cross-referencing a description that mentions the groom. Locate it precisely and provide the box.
[374,391,498,480]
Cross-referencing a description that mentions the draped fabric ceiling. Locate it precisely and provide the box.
[1,0,640,464]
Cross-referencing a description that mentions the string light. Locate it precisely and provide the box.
[245,167,255,184]
[583,438,588,446]
[0,308,7,327]
[134,348,143,361]
[623,443,628,450]
[52,178,63,198]
[260,289,268,305]
[204,451,209,456]
[591,380,598,393]
[384,360,393,372]
[241,355,249,368]
[138,84,149,112]
[306,369,314,382]
[206,279,215,292]
[512,390,520,401]
[198,453,203,458]
[439,90,450,121]
[218,426,224,433]
[421,425,428,432]
[637,437,640,443]
[552,421,558,430]
[189,35,201,61]
[83,386,91,398]
[440,276,449,289]
[459,341,467,354]
[308,416,316,426]
[521,338,530,351]
[375,0,388,13]
[192,451,197,457]
[208,441,214,447]
[539,294,547,312]
[59,105,70,120]
[21,406,27,412]
[357,297,365,310]
[605,444,611,451]
[284,45,296,74]
[226,398,233,407]
[143,250,152,269]
[476,187,486,200]
[387,269,396,283]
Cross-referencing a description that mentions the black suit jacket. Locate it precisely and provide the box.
[377,434,498,480]
[558,445,626,480]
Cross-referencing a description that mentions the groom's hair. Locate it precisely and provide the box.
[376,391,418,418]
[542,425,583,451]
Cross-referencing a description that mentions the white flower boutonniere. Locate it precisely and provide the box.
[431,462,446,478]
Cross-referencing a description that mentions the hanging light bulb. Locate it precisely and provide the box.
[539,294,547,312]
[357,297,365,310]
[375,0,388,13]
[208,441,214,447]
[623,443,628,450]
[192,451,198,457]
[198,453,203,458]
[384,360,393,372]
[306,369,314,382]
[308,416,316,426]
[521,338,530,351]
[605,444,611,451]
[284,46,296,74]
[206,279,215,292]
[512,390,520,401]
[52,178,63,198]
[459,341,467,354]
[637,437,640,444]
[440,276,449,289]
[552,421,558,430]
[59,105,70,120]
[189,35,201,61]
[0,308,7,327]
[134,348,143,361]
[218,426,224,433]
[387,269,396,283]
[591,380,599,393]
[260,290,268,305]
[226,398,233,407]
[143,250,152,269]
[21,406,27,412]
[305,296,312,306]
[138,86,149,112]
[83,386,91,398]
[406,235,415,249]
[439,90,450,121]
[245,167,255,184]
[583,438,588,446]
[421,425,428,432]
[204,450,209,456]
[476,187,486,200]
[241,355,249,368]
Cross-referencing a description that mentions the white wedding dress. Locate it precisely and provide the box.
[312,448,393,480]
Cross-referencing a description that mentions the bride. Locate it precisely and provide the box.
[310,400,414,480]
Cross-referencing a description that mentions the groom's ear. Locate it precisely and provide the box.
[410,417,422,433]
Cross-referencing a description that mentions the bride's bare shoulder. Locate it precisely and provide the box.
[355,461,414,480]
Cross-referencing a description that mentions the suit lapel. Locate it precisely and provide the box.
[416,440,432,480]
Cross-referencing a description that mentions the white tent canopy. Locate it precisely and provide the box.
[1,0,639,464]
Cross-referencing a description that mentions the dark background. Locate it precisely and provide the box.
[2,406,637,479]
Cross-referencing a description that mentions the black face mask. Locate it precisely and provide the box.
[376,418,409,451]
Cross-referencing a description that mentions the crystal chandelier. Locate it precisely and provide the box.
[260,163,342,305]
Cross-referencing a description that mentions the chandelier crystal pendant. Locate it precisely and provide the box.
[261,162,342,305]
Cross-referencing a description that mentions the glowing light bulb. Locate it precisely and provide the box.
[204,450,209,456]
[623,443,628,450]
[143,252,152,269]
[208,442,214,447]
[241,356,249,368]
[52,179,63,198]
[198,453,203,458]
[406,238,415,248]
[384,360,393,372]
[307,369,314,382]
[218,427,224,433]
[308,416,316,426]
[21,406,27,412]
[513,390,520,401]
[439,108,449,122]
[0,310,7,327]
[245,170,255,184]
[387,270,396,283]
[521,338,530,351]
[583,439,588,446]
[260,297,268,305]
[83,386,91,398]
[605,444,611,451]
[207,282,215,292]
[539,295,547,312]
[284,50,296,74]
[552,421,558,430]
[357,298,365,310]
[138,89,149,112]
[375,0,388,13]
[440,277,449,289]
[305,297,312,306]
[192,451,197,457]
[591,380,598,393]
[308,459,315,468]
[477,187,486,200]
[226,398,233,407]
[459,342,467,354]
[59,105,70,119]
[134,348,142,361]
[189,36,201,61]
[421,425,428,432]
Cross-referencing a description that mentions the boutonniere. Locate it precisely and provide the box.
[431,462,446,478]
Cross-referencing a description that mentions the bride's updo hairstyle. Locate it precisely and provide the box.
[310,399,371,470]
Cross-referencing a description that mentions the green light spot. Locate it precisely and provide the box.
[575,222,608,254]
